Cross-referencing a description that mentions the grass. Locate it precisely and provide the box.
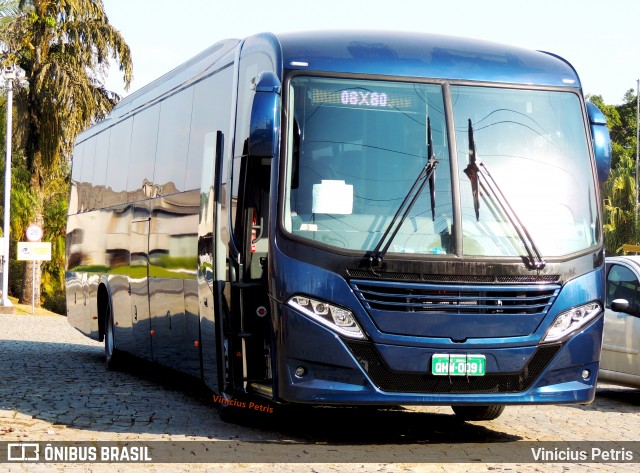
[8,296,62,316]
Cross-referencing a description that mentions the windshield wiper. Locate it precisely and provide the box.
[427,117,437,221]
[369,118,438,267]
[463,119,481,220]
[464,119,546,270]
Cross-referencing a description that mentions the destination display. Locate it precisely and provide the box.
[310,86,418,110]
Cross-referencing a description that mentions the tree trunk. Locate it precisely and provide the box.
[19,185,44,307]
[20,259,42,308]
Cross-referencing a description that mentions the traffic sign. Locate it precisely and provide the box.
[26,224,43,242]
[17,242,51,261]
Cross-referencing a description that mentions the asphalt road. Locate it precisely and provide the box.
[1,313,639,473]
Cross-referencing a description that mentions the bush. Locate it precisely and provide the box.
[43,288,66,315]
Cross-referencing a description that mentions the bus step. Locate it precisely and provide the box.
[249,382,273,398]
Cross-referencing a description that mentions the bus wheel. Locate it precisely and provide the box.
[451,405,505,421]
[104,302,121,370]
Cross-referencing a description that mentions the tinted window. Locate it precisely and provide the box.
[93,130,110,188]
[186,67,234,191]
[78,138,96,212]
[69,142,84,215]
[127,105,160,202]
[105,119,133,207]
[155,88,194,194]
[80,137,96,184]
[451,86,596,257]
[71,142,84,184]
[285,77,452,255]
[231,53,275,245]
[233,52,274,158]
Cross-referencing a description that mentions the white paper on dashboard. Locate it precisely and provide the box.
[312,180,353,214]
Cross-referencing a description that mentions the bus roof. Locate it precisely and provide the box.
[276,30,580,88]
[76,38,241,142]
[77,31,580,143]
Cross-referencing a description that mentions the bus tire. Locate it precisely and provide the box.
[451,405,505,421]
[104,301,122,370]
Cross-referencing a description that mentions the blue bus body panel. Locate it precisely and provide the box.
[276,305,602,405]
[272,248,603,404]
[276,31,580,88]
[277,307,601,405]
[273,250,603,346]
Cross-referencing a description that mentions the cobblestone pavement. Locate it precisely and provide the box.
[1,313,639,473]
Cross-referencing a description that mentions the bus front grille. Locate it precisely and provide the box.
[350,279,560,315]
[347,269,561,285]
[343,340,560,394]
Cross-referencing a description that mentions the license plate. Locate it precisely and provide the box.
[432,354,486,376]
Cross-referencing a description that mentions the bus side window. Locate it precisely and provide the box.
[231,46,274,251]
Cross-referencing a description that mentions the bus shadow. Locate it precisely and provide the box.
[0,338,521,444]
[117,349,528,443]
[248,405,521,444]
[112,353,523,444]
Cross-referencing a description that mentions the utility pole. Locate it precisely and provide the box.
[2,66,15,308]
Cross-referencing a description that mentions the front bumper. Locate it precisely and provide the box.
[274,303,603,406]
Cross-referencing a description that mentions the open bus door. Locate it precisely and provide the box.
[218,71,281,407]
[198,131,228,394]
[229,153,273,398]
[237,71,280,401]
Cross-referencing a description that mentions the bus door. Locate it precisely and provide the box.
[229,153,273,397]
[130,204,152,361]
[199,131,228,393]
[226,41,280,399]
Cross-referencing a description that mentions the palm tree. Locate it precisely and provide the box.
[591,92,640,254]
[603,153,637,254]
[1,0,132,306]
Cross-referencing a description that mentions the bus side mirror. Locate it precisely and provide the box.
[586,101,612,184]
[248,71,281,159]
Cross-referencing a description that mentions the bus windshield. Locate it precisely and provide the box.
[453,85,597,258]
[284,76,598,258]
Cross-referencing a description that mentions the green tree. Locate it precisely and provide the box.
[602,153,637,253]
[592,91,640,254]
[41,163,68,312]
[0,0,132,306]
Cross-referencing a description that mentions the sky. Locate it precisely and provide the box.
[100,0,640,105]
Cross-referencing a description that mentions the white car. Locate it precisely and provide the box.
[599,256,640,388]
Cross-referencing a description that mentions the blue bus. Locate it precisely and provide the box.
[66,31,611,421]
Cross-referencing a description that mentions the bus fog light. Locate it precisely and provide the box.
[287,295,366,340]
[295,366,307,378]
[542,302,601,343]
[582,369,590,380]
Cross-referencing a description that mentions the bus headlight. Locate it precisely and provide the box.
[287,295,366,340]
[542,302,602,343]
